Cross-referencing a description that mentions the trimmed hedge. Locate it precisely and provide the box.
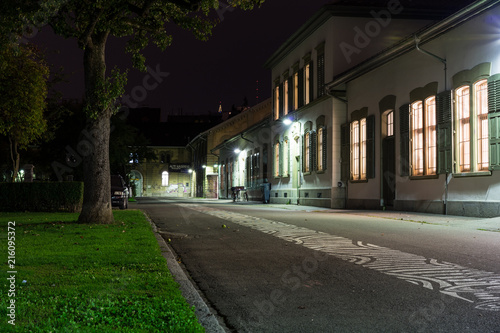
[0,182,83,212]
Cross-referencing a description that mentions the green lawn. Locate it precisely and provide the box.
[0,210,204,332]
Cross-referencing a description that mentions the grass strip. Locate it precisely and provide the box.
[0,210,204,332]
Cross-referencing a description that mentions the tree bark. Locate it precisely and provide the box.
[78,32,114,224]
[9,136,19,183]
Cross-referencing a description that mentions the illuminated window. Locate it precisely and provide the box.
[360,119,367,179]
[411,101,424,175]
[476,80,489,171]
[317,128,324,171]
[351,121,360,180]
[426,97,437,174]
[351,118,368,180]
[305,132,310,173]
[274,85,280,120]
[274,142,280,177]
[161,171,169,186]
[304,64,310,105]
[387,111,394,137]
[410,97,437,176]
[456,85,471,172]
[293,72,299,110]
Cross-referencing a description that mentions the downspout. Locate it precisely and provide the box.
[326,87,349,209]
[414,35,447,90]
[414,35,449,215]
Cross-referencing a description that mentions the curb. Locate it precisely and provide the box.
[144,212,227,333]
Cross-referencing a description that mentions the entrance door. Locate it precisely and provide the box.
[382,136,395,207]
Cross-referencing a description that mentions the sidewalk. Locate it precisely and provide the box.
[230,200,500,232]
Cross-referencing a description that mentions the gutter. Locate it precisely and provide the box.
[325,0,499,92]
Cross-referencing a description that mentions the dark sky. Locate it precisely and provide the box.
[32,0,474,117]
[33,0,331,117]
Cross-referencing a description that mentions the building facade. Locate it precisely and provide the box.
[130,146,192,197]
[188,99,272,199]
[326,0,500,217]
[263,3,437,207]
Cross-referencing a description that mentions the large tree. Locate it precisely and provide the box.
[2,0,264,223]
[0,44,49,182]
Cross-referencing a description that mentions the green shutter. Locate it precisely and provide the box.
[309,61,314,103]
[366,115,375,179]
[437,91,452,174]
[322,127,328,170]
[488,75,500,170]
[279,141,283,176]
[317,54,325,98]
[279,83,284,119]
[341,123,350,181]
[400,104,410,177]
[311,131,317,171]
[298,69,304,108]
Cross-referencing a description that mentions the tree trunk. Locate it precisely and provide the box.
[78,32,114,224]
[9,136,19,182]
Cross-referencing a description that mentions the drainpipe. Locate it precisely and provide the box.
[414,35,447,90]
[414,35,449,215]
[326,87,349,209]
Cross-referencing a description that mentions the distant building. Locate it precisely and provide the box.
[126,107,221,197]
[188,99,272,199]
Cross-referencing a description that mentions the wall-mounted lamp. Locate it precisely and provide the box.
[188,169,193,173]
[283,117,293,125]
[202,165,207,169]
[234,149,241,154]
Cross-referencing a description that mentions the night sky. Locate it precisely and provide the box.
[32,0,474,118]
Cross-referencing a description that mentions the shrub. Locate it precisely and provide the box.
[0,182,83,212]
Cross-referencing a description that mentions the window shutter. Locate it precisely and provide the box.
[317,54,325,98]
[311,131,317,171]
[437,90,453,174]
[488,75,500,170]
[309,61,314,103]
[366,115,375,179]
[288,77,293,114]
[400,104,410,176]
[274,143,279,177]
[279,83,284,118]
[298,69,304,108]
[322,127,328,170]
[279,141,284,176]
[341,123,350,181]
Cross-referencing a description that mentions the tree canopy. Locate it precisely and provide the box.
[0,44,49,182]
[2,0,265,223]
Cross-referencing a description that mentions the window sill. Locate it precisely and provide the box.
[316,170,326,174]
[409,174,439,180]
[350,179,368,183]
[303,172,311,176]
[453,171,492,178]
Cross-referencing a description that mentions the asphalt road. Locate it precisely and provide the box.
[137,198,500,333]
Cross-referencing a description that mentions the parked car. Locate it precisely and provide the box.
[111,175,129,209]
